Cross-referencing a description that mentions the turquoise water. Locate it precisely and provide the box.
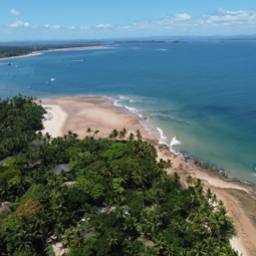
[1,42,256,183]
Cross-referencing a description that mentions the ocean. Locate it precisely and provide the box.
[1,41,256,184]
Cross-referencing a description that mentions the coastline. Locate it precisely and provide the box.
[0,52,42,61]
[0,45,114,61]
[39,95,256,256]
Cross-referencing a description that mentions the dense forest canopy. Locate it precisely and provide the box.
[0,95,240,255]
[0,44,102,59]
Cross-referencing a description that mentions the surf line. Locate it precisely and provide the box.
[157,127,182,154]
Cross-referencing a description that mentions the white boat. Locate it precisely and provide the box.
[50,78,55,81]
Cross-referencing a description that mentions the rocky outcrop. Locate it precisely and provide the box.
[0,201,12,213]
[194,160,220,173]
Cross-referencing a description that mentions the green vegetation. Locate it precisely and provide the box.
[0,95,240,255]
[0,44,102,59]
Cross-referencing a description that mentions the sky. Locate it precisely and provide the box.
[1,0,256,41]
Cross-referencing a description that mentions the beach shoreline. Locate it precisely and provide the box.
[0,52,42,61]
[39,95,256,256]
[0,45,115,61]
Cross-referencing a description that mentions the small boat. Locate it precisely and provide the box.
[50,78,55,81]
[7,63,11,66]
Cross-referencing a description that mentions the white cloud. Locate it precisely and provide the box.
[125,8,256,31]
[96,24,111,28]
[9,19,29,28]
[44,24,61,29]
[80,26,89,30]
[3,7,256,38]
[24,22,30,28]
[174,13,191,20]
[10,9,21,17]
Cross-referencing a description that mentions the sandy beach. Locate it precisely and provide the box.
[0,52,42,61]
[0,45,114,61]
[39,96,256,256]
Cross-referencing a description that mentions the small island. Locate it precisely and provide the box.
[171,40,187,44]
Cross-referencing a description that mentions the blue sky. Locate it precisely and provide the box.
[1,0,256,41]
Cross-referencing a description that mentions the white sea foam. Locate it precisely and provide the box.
[114,100,122,107]
[119,95,130,101]
[157,127,168,145]
[157,49,168,51]
[170,136,181,147]
[125,106,139,114]
[170,136,182,154]
[129,99,136,103]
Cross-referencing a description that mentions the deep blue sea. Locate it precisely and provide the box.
[1,42,256,183]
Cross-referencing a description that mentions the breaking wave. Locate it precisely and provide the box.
[125,106,139,114]
[157,127,168,145]
[114,100,122,107]
[170,136,182,154]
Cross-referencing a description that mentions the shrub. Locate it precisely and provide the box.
[18,183,48,206]
[0,167,21,183]
[14,200,43,217]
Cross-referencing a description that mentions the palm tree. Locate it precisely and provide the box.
[186,175,194,186]
[119,128,127,139]
[194,178,204,193]
[136,129,142,141]
[208,213,224,238]
[171,172,180,184]
[107,232,121,247]
[86,127,92,136]
[93,129,99,138]
[109,129,119,140]
[205,188,212,202]
[153,234,167,254]
[15,232,34,255]
[211,194,218,205]
[129,133,134,141]
[136,223,149,244]
[140,246,157,256]
[68,230,85,248]
[101,167,112,177]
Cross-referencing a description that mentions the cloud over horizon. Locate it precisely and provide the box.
[9,19,29,28]
[2,8,256,40]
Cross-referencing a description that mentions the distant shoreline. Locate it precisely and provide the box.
[39,45,115,53]
[0,45,115,60]
[0,52,42,60]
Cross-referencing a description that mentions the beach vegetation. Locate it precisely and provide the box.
[0,44,104,59]
[0,95,241,255]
